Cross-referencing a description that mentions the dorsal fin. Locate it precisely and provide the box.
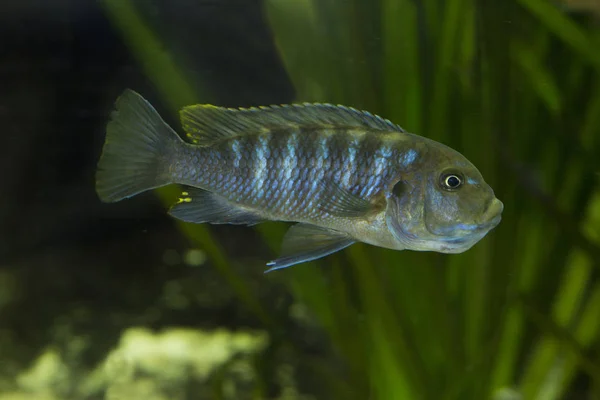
[179,103,405,145]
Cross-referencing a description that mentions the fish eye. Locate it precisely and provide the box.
[440,173,463,190]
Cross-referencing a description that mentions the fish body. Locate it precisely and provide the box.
[96,90,503,271]
[175,128,418,246]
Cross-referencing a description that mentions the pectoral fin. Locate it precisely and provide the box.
[265,223,355,272]
[168,186,264,226]
[317,182,376,217]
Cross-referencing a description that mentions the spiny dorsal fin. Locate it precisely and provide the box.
[180,103,405,145]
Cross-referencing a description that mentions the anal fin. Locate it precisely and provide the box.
[168,186,264,226]
[265,223,355,272]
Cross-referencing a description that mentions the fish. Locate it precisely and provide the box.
[96,89,503,272]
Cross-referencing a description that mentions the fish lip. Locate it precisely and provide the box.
[480,198,503,228]
[488,213,502,228]
[474,213,502,232]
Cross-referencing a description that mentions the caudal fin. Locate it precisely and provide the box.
[95,89,182,203]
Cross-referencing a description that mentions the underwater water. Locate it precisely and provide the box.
[0,0,599,399]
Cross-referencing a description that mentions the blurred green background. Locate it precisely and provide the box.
[0,0,599,399]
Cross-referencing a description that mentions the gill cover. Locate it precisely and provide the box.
[385,179,426,249]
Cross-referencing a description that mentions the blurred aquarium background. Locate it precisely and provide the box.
[0,0,599,399]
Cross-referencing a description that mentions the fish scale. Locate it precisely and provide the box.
[178,127,399,222]
[186,129,406,219]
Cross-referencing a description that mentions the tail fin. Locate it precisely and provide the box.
[96,89,182,203]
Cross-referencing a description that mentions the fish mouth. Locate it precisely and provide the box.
[442,197,503,238]
[389,196,504,253]
[480,198,503,229]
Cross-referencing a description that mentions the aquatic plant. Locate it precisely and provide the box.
[100,0,600,398]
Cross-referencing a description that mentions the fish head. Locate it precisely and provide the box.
[385,143,503,253]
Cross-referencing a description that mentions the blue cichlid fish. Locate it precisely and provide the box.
[96,89,503,272]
